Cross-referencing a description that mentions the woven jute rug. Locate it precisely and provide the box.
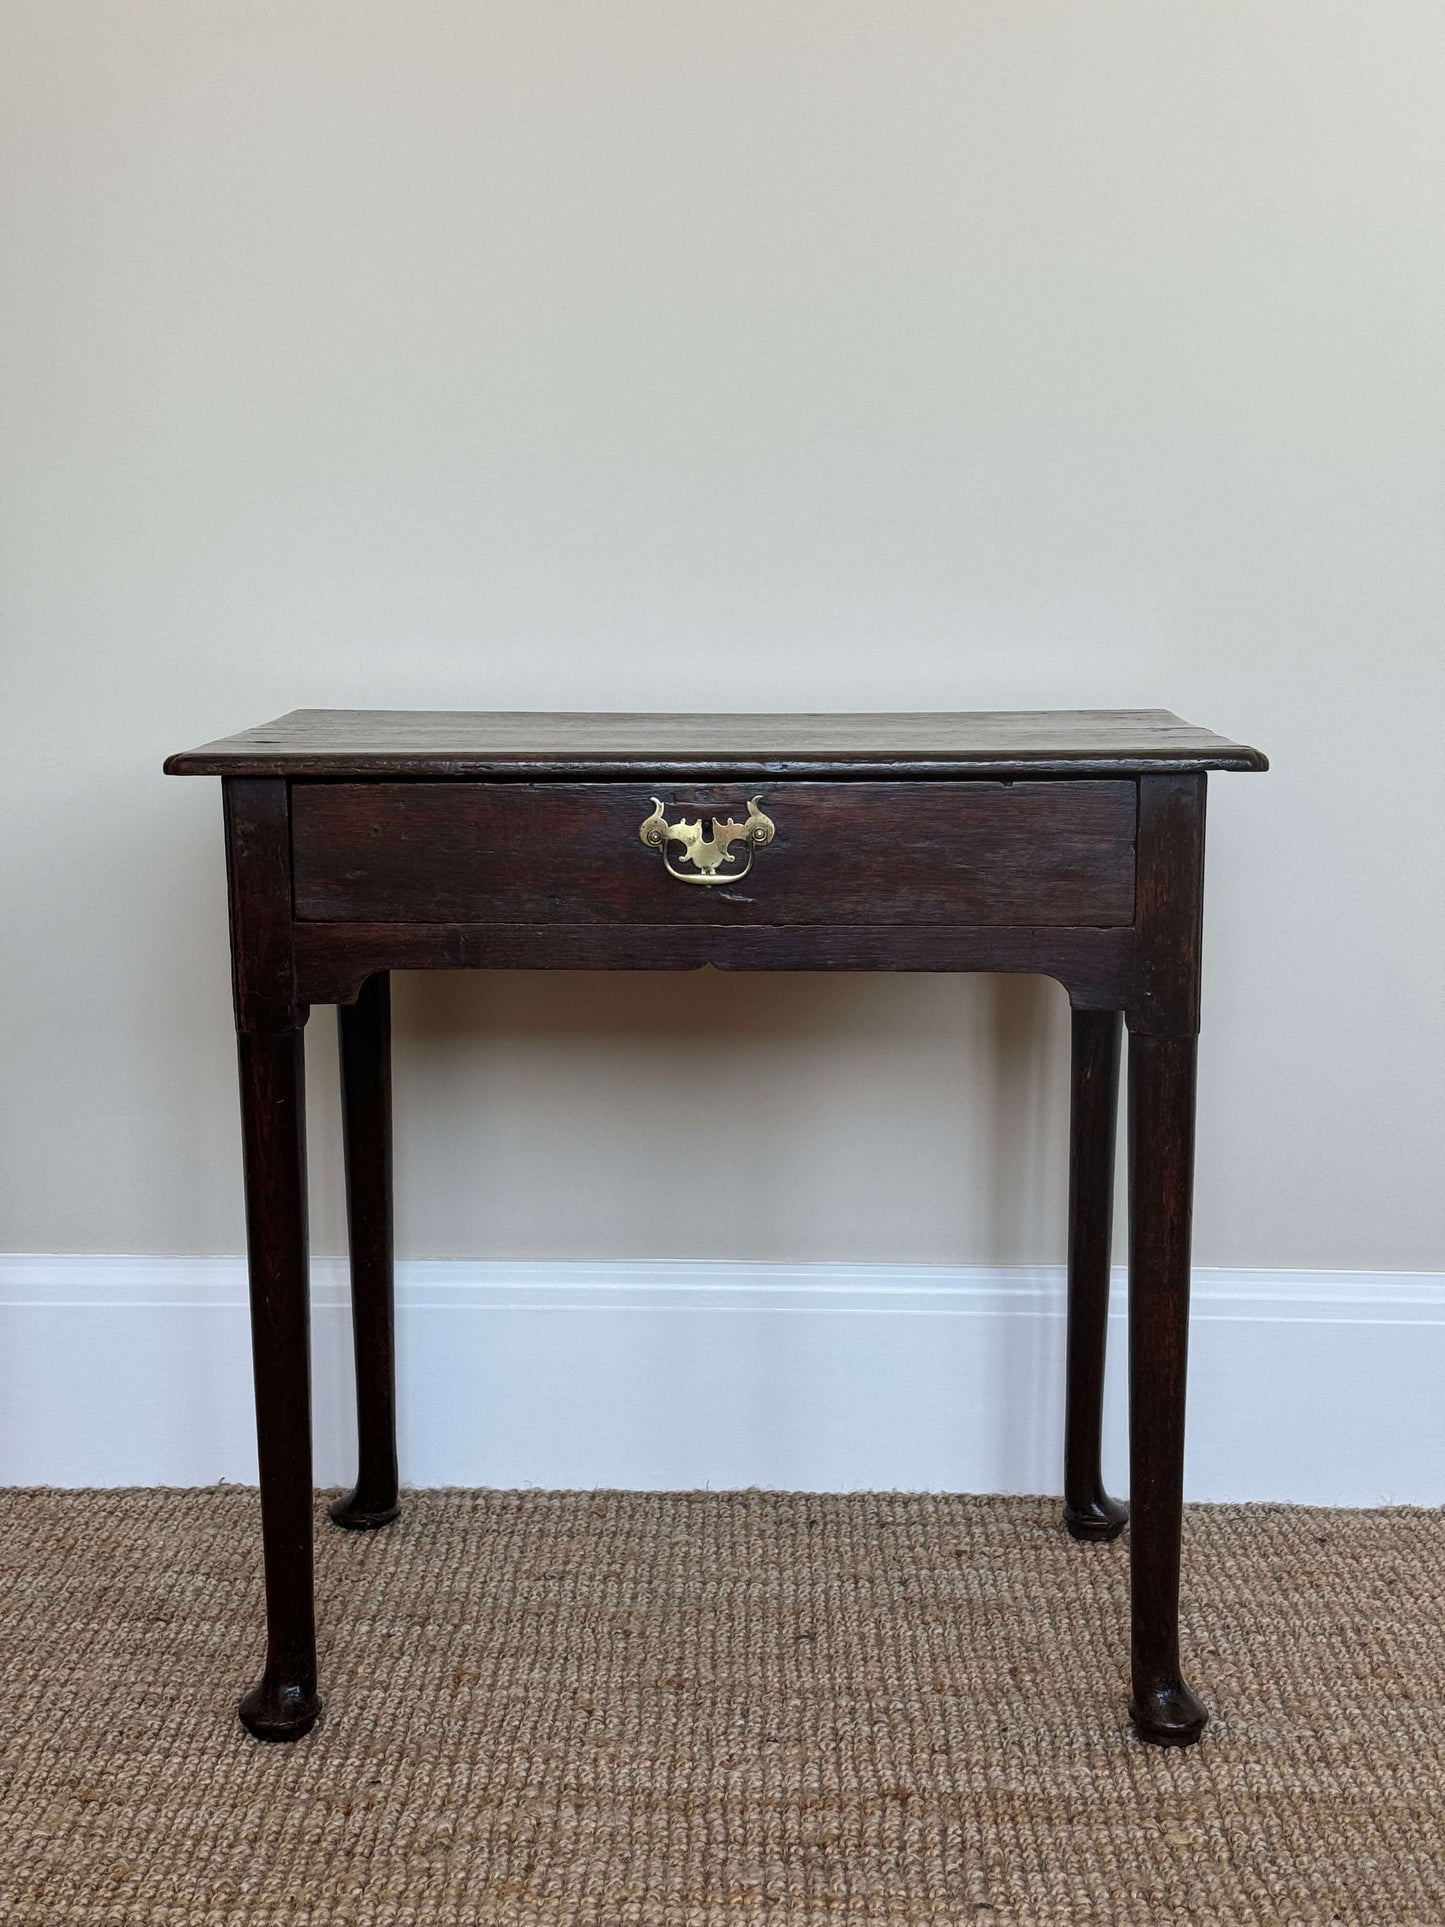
[1,1489,1442,1924]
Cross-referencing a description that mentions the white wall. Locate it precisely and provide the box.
[4,1258,1443,1506]
[2,5,1442,1304]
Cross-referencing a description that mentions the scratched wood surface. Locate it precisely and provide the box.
[166,708,1267,780]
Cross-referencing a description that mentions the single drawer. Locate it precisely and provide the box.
[291,780,1136,926]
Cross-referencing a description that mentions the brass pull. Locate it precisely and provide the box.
[639,795,775,886]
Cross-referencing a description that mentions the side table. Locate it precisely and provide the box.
[166,708,1267,1746]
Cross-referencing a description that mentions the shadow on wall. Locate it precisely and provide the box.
[363,967,1074,1476]
[388,966,1069,1260]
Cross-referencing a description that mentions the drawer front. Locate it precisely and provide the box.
[291,780,1137,926]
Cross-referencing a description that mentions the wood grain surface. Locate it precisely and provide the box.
[290,921,1136,1011]
[290,780,1137,928]
[167,708,1268,779]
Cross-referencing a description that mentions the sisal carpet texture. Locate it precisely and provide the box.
[0,1488,1442,1924]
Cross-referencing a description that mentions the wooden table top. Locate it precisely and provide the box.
[165,708,1267,781]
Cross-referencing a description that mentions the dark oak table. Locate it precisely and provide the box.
[167,709,1267,1747]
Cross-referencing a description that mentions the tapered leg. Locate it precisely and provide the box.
[235,1026,321,1741]
[1126,1030,1207,1746]
[329,974,400,1530]
[1063,1008,1127,1541]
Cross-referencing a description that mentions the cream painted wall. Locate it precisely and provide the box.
[2,1,1441,1272]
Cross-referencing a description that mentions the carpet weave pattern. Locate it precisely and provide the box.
[1,1488,1442,1923]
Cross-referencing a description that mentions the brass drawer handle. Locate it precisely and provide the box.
[639,795,775,886]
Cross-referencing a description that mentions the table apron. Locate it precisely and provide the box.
[291,921,1135,1010]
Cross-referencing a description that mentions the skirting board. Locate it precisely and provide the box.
[0,1258,1440,1504]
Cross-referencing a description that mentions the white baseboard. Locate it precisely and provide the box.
[1,1257,1440,1504]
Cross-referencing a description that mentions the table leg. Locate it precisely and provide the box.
[1126,1029,1207,1746]
[235,1025,321,1741]
[329,974,400,1530]
[1063,1007,1127,1541]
